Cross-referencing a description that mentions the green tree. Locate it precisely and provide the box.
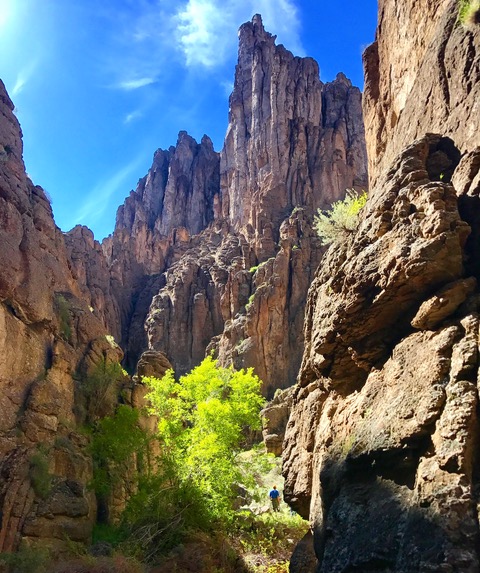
[314,189,367,245]
[144,356,265,522]
[89,405,149,498]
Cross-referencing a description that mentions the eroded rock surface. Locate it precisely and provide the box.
[364,0,480,185]
[0,79,123,554]
[284,134,480,571]
[141,15,367,393]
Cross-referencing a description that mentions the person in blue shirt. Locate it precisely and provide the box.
[269,485,281,512]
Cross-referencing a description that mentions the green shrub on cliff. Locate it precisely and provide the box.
[314,189,367,245]
[459,0,480,24]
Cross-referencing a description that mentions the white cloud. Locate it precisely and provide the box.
[174,0,305,68]
[71,155,145,229]
[117,77,156,90]
[221,80,234,97]
[11,59,38,96]
[124,109,143,124]
[102,0,305,88]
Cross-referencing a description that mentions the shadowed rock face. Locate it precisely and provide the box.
[284,0,480,564]
[284,133,480,572]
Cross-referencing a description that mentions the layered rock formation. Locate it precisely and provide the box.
[364,0,480,184]
[138,15,367,393]
[0,80,126,554]
[284,1,480,569]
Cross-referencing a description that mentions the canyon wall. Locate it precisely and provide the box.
[0,80,125,554]
[139,15,368,394]
[364,0,480,185]
[284,2,480,571]
[0,13,369,551]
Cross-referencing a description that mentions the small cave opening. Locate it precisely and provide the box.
[425,137,461,183]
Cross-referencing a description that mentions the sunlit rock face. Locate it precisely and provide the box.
[0,79,125,554]
[363,0,480,187]
[220,14,367,260]
[284,0,480,565]
[142,15,368,393]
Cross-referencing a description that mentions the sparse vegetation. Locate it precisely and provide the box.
[314,189,367,246]
[55,294,72,342]
[459,0,480,24]
[89,405,150,499]
[0,545,50,573]
[29,445,52,499]
[83,358,127,422]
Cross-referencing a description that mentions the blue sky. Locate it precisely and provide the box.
[0,0,377,241]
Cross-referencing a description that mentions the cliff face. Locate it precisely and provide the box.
[0,12,369,553]
[284,2,480,571]
[0,80,125,554]
[221,14,367,259]
[99,131,220,368]
[139,15,367,393]
[364,0,480,185]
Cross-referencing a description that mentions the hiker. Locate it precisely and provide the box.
[269,485,281,512]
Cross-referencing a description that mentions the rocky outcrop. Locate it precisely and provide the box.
[364,0,480,185]
[221,14,367,260]
[283,134,480,569]
[102,131,220,368]
[0,79,124,554]
[284,2,480,568]
[141,15,367,393]
[261,387,294,456]
[64,225,120,340]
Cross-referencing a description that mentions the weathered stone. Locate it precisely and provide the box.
[261,387,294,456]
[363,0,480,186]
[283,134,480,571]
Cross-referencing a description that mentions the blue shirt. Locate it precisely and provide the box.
[269,489,280,499]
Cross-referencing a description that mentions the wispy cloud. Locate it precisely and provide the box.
[100,0,305,88]
[70,155,145,230]
[174,0,305,68]
[124,109,143,124]
[11,59,38,96]
[117,77,156,90]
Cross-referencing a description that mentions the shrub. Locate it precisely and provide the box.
[144,356,265,524]
[29,446,51,499]
[55,294,72,342]
[0,545,50,573]
[83,359,127,422]
[459,0,480,24]
[314,189,367,246]
[89,405,150,498]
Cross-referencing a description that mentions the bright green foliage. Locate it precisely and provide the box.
[314,189,367,246]
[459,0,480,24]
[89,405,150,498]
[145,356,265,522]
